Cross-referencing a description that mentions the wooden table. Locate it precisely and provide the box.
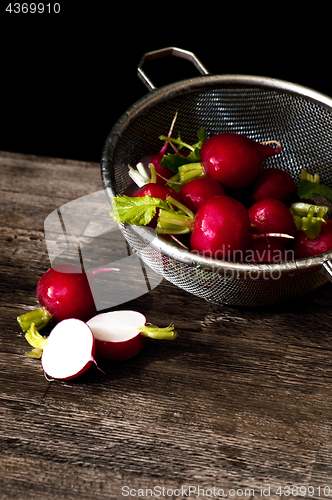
[2,150,332,500]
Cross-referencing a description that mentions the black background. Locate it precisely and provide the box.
[1,6,330,164]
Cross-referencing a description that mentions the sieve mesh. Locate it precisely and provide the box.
[101,75,332,306]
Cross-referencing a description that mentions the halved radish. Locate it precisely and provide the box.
[87,310,177,360]
[25,319,96,380]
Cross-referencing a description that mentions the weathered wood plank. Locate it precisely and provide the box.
[0,151,102,200]
[0,398,320,492]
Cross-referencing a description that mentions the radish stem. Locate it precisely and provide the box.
[290,203,328,240]
[301,168,320,184]
[17,307,53,332]
[156,196,195,233]
[159,112,179,155]
[128,163,150,187]
[150,163,157,184]
[166,196,195,219]
[259,140,282,153]
[159,134,195,152]
[25,323,49,358]
[178,162,205,184]
[139,323,178,340]
[251,233,294,240]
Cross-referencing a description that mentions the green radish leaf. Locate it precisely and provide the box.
[196,126,207,146]
[160,153,196,173]
[110,195,171,226]
[298,179,332,203]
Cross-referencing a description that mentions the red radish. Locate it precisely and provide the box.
[176,133,282,190]
[134,183,181,202]
[179,177,226,213]
[200,134,282,190]
[189,195,252,260]
[250,167,297,203]
[25,319,96,380]
[294,220,332,258]
[17,264,117,332]
[87,310,178,360]
[245,238,291,263]
[248,198,297,244]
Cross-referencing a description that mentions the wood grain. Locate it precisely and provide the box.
[2,151,332,499]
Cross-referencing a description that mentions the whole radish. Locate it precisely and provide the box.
[200,134,282,191]
[87,310,177,360]
[179,177,226,213]
[25,319,96,380]
[250,167,297,204]
[189,195,252,260]
[294,219,332,258]
[248,198,297,244]
[160,131,282,191]
[17,264,116,332]
[173,133,282,191]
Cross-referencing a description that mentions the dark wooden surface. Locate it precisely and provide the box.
[2,150,332,500]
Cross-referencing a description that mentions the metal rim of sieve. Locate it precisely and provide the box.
[101,48,332,282]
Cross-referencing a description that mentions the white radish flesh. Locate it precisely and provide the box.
[41,319,96,380]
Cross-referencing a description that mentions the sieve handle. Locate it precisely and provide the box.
[321,259,332,282]
[137,47,209,91]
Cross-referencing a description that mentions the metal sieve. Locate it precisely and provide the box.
[101,47,332,307]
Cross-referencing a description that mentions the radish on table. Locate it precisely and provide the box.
[87,310,177,360]
[25,319,96,380]
[17,264,118,332]
[24,311,178,379]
